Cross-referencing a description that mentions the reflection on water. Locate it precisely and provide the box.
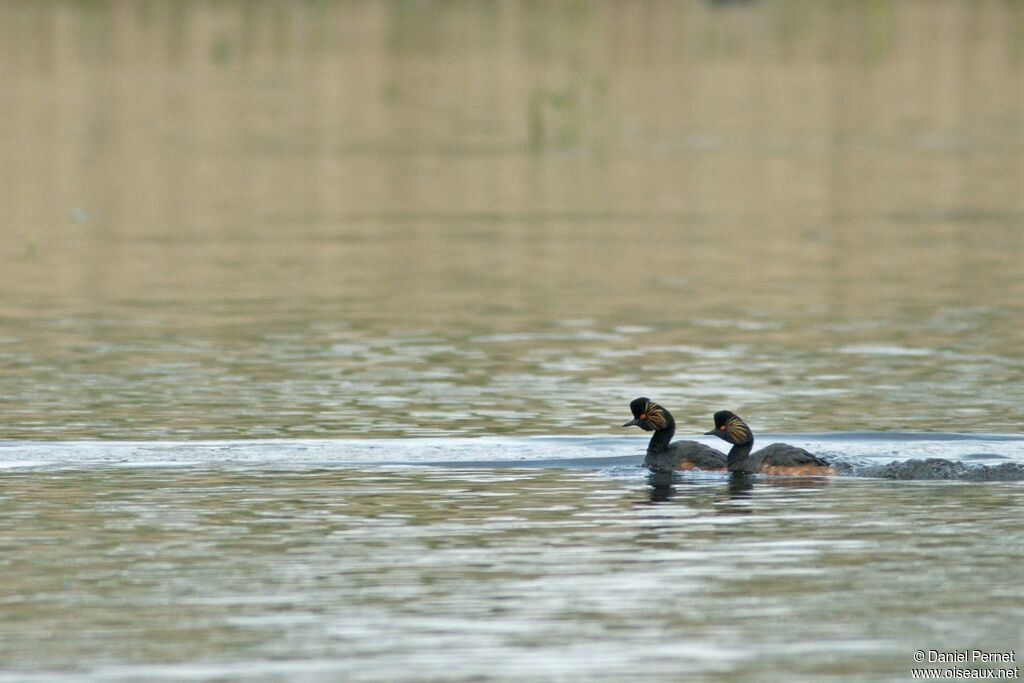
[1,1,1023,438]
[0,466,1021,682]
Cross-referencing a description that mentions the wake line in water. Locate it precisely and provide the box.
[439,457,1024,481]
[0,434,1023,479]
[439,459,1024,481]
[851,459,1024,481]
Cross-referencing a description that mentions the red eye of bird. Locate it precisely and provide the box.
[719,425,726,430]
[639,413,646,420]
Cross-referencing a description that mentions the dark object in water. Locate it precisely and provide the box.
[705,410,834,476]
[622,398,727,472]
[863,458,1024,481]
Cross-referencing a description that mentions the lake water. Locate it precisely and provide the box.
[1,1,1023,681]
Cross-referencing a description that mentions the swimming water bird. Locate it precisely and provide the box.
[623,398,727,472]
[705,410,834,475]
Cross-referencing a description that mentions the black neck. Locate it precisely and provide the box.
[726,440,755,471]
[643,423,675,450]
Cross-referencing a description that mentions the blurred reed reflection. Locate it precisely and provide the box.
[1,1,1022,438]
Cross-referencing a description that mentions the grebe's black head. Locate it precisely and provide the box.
[622,397,671,431]
[705,410,752,445]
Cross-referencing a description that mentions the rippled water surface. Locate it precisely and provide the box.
[1,455,1023,683]
[2,1,1024,681]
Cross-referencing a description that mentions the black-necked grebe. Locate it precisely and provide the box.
[623,398,727,472]
[705,410,834,475]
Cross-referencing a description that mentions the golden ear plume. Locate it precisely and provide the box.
[644,401,668,430]
[726,417,749,443]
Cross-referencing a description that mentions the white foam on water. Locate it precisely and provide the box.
[0,433,1021,470]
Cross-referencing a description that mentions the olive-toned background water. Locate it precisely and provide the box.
[3,0,1022,439]
[1,2,1023,681]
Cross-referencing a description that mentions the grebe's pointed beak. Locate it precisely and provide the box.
[622,418,640,428]
[704,429,718,436]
